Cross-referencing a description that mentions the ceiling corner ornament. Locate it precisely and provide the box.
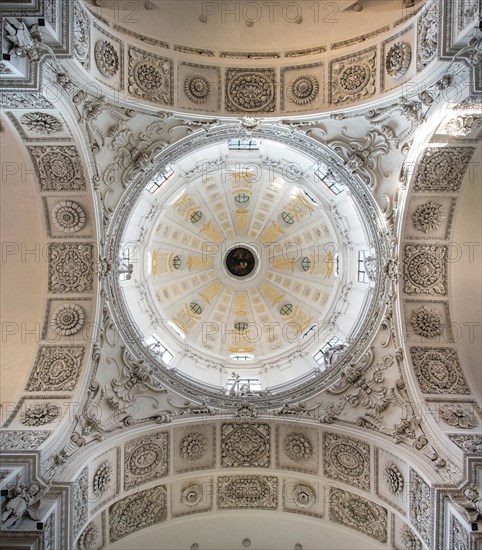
[331,48,376,104]
[93,461,113,496]
[128,46,173,105]
[283,433,313,463]
[180,432,207,462]
[221,423,270,467]
[329,487,387,543]
[20,112,62,135]
[386,42,411,79]
[184,73,214,104]
[225,69,276,112]
[287,75,319,105]
[52,201,86,233]
[51,303,85,336]
[410,306,442,338]
[403,244,447,295]
[411,201,443,233]
[109,486,167,542]
[94,40,119,78]
[410,347,470,395]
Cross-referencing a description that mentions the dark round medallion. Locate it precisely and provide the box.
[226,247,256,277]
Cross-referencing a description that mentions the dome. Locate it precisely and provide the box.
[109,126,388,403]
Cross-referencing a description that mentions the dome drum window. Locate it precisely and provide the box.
[234,192,250,205]
[190,210,203,223]
[190,302,203,315]
[280,304,294,316]
[281,211,295,225]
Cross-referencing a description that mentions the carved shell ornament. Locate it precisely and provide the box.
[184,73,214,104]
[287,75,319,105]
[386,42,412,79]
[292,484,316,508]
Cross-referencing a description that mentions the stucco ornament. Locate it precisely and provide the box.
[287,75,319,105]
[410,306,442,338]
[1,474,49,529]
[51,303,85,336]
[180,433,207,462]
[21,112,62,134]
[412,201,444,233]
[184,73,214,104]
[386,42,411,78]
[383,464,404,495]
[181,483,203,507]
[292,484,316,508]
[52,201,86,233]
[93,461,113,496]
[284,433,313,462]
[94,40,119,77]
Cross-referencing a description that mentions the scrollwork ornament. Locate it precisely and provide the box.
[180,483,202,507]
[386,42,411,79]
[109,486,167,542]
[94,40,119,77]
[287,75,319,105]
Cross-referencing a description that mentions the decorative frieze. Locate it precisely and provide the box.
[225,69,276,112]
[218,475,278,509]
[410,347,470,394]
[329,487,387,543]
[409,470,432,547]
[26,346,84,392]
[323,433,370,491]
[128,47,173,105]
[403,244,447,295]
[28,146,86,191]
[48,244,94,293]
[124,432,168,490]
[109,486,167,542]
[414,147,475,192]
[221,423,270,468]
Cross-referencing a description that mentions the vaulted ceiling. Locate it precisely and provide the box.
[0,1,481,549]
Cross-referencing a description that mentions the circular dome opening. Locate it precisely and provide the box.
[225,247,256,277]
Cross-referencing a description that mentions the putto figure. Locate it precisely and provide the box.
[4,18,44,61]
[1,474,49,529]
